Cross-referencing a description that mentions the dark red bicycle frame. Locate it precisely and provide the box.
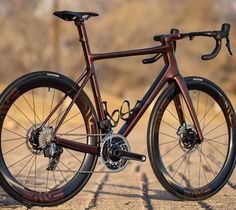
[42,21,203,155]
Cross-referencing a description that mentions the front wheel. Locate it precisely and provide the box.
[147,77,236,200]
[0,71,99,207]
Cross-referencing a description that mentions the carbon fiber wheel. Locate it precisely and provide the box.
[148,77,236,200]
[0,71,99,207]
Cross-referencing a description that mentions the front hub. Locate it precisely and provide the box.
[177,124,200,152]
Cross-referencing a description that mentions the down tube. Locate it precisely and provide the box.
[118,65,168,137]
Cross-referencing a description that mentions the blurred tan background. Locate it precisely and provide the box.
[0,0,235,105]
[0,3,236,209]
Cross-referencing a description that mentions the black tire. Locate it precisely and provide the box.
[0,71,99,207]
[147,76,236,200]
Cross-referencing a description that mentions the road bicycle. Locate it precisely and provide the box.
[0,11,235,207]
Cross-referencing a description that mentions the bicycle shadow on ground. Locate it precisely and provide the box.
[0,196,21,209]
[84,183,179,201]
[0,188,20,208]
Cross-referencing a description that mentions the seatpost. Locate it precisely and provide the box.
[75,21,93,68]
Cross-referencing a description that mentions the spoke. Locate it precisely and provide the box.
[57,165,68,183]
[159,139,178,146]
[188,152,191,187]
[8,153,33,169]
[202,110,222,131]
[6,115,28,132]
[180,153,190,185]
[204,133,228,141]
[166,108,179,122]
[58,124,85,136]
[196,91,200,117]
[204,139,228,146]
[161,120,177,131]
[205,141,226,157]
[198,145,202,187]
[173,152,188,178]
[199,100,215,124]
[52,171,57,189]
[46,170,49,192]
[3,127,25,138]
[180,95,185,120]
[202,164,208,184]
[200,148,216,178]
[180,95,191,124]
[2,137,25,142]
[32,90,36,124]
[167,152,188,169]
[202,95,209,130]
[55,99,64,127]
[69,137,87,141]
[34,155,37,190]
[22,94,42,124]
[198,146,208,184]
[204,121,225,137]
[161,143,179,158]
[47,94,68,127]
[61,112,81,126]
[48,89,56,126]
[198,148,221,169]
[13,104,34,125]
[25,156,36,185]
[3,141,26,155]
[159,132,179,140]
[59,160,76,174]
[15,154,35,178]
[49,107,66,126]
[65,149,82,163]
[42,89,45,122]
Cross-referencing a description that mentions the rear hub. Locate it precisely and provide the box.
[26,125,44,155]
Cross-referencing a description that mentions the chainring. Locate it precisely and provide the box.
[100,133,130,172]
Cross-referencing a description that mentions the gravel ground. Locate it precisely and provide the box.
[0,123,235,210]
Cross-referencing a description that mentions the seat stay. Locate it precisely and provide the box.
[53,11,99,22]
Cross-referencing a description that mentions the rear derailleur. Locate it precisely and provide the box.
[44,143,63,171]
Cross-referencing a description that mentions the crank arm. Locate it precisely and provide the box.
[111,149,146,162]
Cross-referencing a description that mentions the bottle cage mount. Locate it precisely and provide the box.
[103,100,141,127]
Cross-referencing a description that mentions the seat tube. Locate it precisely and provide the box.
[75,21,92,68]
[75,21,106,121]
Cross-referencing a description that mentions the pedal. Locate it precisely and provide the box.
[109,148,146,162]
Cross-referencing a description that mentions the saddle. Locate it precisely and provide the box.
[53,11,99,22]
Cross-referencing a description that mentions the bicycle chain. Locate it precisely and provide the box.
[57,133,106,137]
[54,169,118,174]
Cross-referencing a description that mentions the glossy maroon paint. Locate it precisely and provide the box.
[56,137,99,155]
[43,20,203,154]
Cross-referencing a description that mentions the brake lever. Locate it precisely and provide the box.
[142,54,162,64]
[226,36,233,55]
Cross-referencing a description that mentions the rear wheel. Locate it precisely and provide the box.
[0,71,99,206]
[148,77,236,200]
